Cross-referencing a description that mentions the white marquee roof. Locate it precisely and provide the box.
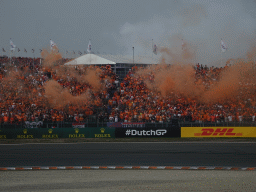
[65,53,116,65]
[98,54,159,64]
[64,53,160,65]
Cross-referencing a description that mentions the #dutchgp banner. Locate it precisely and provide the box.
[115,127,179,138]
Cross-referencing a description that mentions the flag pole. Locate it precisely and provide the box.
[9,50,11,66]
[152,39,153,58]
[9,39,11,66]
[133,47,134,65]
[90,39,91,65]
[33,50,35,71]
[221,51,222,66]
[221,39,222,66]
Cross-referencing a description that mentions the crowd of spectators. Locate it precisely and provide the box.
[0,56,118,124]
[0,56,255,125]
[106,63,256,124]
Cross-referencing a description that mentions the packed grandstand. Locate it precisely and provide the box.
[0,54,255,127]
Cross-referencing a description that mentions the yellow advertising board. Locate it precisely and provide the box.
[181,127,256,137]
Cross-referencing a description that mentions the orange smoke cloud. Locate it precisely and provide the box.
[41,47,105,107]
[44,80,91,108]
[159,37,195,65]
[54,65,103,92]
[1,70,24,98]
[136,63,203,99]
[201,59,252,103]
[41,48,62,68]
[135,38,256,105]
[80,68,102,92]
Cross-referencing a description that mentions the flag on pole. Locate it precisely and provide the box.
[50,39,57,50]
[221,39,227,52]
[10,38,16,51]
[24,48,27,53]
[153,44,157,55]
[2,48,6,52]
[87,40,92,53]
[181,39,185,51]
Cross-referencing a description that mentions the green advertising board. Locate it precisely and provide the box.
[0,127,115,139]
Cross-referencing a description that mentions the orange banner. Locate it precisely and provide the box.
[181,127,256,137]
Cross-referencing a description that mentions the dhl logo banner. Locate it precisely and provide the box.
[181,127,256,137]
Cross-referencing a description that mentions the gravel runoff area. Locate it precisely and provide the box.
[1,137,256,144]
[0,170,255,192]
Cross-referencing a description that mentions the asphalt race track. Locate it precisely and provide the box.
[1,170,256,192]
[0,142,256,167]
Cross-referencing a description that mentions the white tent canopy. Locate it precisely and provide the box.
[65,53,160,65]
[98,54,159,64]
[65,53,116,65]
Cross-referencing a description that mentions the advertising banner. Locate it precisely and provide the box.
[24,121,43,128]
[115,127,179,138]
[108,122,145,128]
[181,127,256,137]
[40,128,60,139]
[72,123,85,128]
[92,127,115,138]
[0,127,115,139]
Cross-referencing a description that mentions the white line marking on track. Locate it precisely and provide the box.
[123,166,133,169]
[23,167,32,170]
[140,166,149,169]
[156,166,166,169]
[107,166,116,169]
[6,167,15,170]
[73,166,83,169]
[90,166,100,169]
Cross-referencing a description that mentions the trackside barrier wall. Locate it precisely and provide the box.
[115,127,180,138]
[0,127,115,139]
[0,127,181,139]
[3,126,256,139]
[181,127,256,137]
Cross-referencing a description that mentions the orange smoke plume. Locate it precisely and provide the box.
[44,80,91,108]
[41,48,62,68]
[135,37,256,105]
